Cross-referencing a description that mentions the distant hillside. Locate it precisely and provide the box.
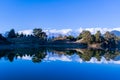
[111,30,120,37]
[0,34,10,44]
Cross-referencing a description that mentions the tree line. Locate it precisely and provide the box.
[0,48,120,63]
[0,28,119,48]
[76,30,119,48]
[4,28,47,39]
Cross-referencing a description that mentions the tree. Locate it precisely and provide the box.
[104,31,118,40]
[16,33,20,37]
[104,31,118,48]
[32,52,46,63]
[80,30,93,44]
[19,32,24,37]
[33,28,47,39]
[33,28,42,36]
[104,31,112,40]
[7,53,15,62]
[91,35,95,43]
[8,29,16,38]
[77,33,82,40]
[0,34,7,41]
[95,31,104,43]
[67,35,76,41]
[0,34,10,44]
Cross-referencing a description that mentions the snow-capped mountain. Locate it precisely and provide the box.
[111,30,120,37]
[18,28,79,37]
[18,27,120,37]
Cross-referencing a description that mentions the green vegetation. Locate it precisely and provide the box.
[66,35,76,41]
[0,28,120,49]
[77,30,93,43]
[7,29,16,38]
[95,31,104,43]
[0,33,10,44]
[76,30,119,49]
[33,28,47,40]
[0,28,120,63]
[0,34,6,41]
[0,48,120,63]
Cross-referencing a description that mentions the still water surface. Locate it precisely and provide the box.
[0,48,120,80]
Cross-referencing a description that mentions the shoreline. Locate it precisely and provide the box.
[0,43,87,50]
[0,43,119,50]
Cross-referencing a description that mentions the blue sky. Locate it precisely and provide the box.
[0,0,120,33]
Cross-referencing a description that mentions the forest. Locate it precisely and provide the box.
[0,28,120,49]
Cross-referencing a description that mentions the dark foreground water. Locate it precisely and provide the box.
[0,48,120,80]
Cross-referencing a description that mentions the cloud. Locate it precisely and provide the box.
[77,27,112,34]
[44,29,73,37]
[16,52,120,64]
[49,29,72,35]
[112,27,120,31]
[43,52,82,62]
[17,55,32,60]
[77,27,120,34]
[18,29,72,36]
[43,52,120,64]
[17,27,120,36]
[86,57,108,64]
[85,57,120,64]
[18,29,33,35]
[43,52,72,62]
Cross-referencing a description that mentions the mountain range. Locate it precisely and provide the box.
[111,30,120,37]
[17,28,120,37]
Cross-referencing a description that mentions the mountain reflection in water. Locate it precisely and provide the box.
[0,48,120,64]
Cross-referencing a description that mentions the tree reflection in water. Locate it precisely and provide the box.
[0,48,120,63]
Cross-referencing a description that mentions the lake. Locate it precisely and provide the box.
[0,48,120,80]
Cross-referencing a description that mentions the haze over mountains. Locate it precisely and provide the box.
[111,30,120,37]
[18,27,120,37]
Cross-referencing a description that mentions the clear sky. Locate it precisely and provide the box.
[0,0,120,33]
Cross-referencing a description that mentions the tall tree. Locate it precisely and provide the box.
[77,33,82,40]
[80,30,93,44]
[104,31,118,48]
[8,29,16,38]
[95,31,104,43]
[104,31,118,40]
[33,28,47,39]
[67,35,76,41]
[32,52,46,63]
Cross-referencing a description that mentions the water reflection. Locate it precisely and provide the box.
[0,48,120,64]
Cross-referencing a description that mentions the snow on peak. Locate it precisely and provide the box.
[18,27,120,36]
